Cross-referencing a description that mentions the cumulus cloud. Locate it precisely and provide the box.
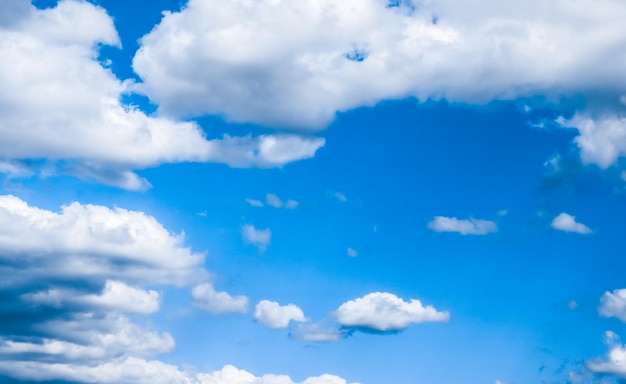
[559,114,626,169]
[0,359,358,384]
[0,0,324,189]
[192,283,249,314]
[254,300,307,329]
[242,224,272,252]
[265,193,299,209]
[334,292,449,332]
[133,0,626,130]
[599,289,626,322]
[428,216,498,235]
[587,332,626,378]
[551,213,592,234]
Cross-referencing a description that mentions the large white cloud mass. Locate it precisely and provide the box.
[0,194,354,383]
[0,0,324,189]
[334,292,449,332]
[134,0,626,130]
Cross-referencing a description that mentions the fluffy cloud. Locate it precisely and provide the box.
[254,300,307,329]
[334,292,449,332]
[551,213,592,234]
[192,283,249,314]
[559,114,626,169]
[242,224,272,252]
[587,332,626,378]
[0,359,358,384]
[133,0,626,130]
[0,0,323,189]
[0,194,354,383]
[599,289,626,322]
[428,216,498,235]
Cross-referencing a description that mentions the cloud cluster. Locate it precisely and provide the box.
[428,216,498,235]
[551,213,592,234]
[0,194,355,383]
[0,0,324,189]
[133,0,626,131]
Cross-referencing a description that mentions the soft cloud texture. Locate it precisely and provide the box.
[0,0,324,189]
[133,0,626,130]
[551,213,592,234]
[334,292,449,332]
[599,289,626,322]
[290,323,348,343]
[266,194,299,209]
[254,300,307,329]
[192,283,249,314]
[242,224,272,252]
[588,332,626,378]
[0,358,358,384]
[428,216,498,235]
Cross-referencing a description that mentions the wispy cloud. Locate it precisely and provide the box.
[241,224,272,252]
[428,216,498,235]
[191,283,249,314]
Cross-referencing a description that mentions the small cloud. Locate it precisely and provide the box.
[568,300,578,310]
[284,199,299,209]
[241,224,271,252]
[334,292,449,332]
[497,209,508,216]
[245,198,264,207]
[266,193,284,208]
[551,213,591,234]
[254,300,307,329]
[346,247,358,257]
[191,283,249,314]
[334,192,347,202]
[428,216,498,235]
[599,289,626,322]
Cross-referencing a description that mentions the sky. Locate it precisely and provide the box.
[1,0,626,383]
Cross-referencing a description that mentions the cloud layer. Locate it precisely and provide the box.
[134,0,626,130]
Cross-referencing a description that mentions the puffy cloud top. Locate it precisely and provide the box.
[254,300,307,329]
[134,0,626,129]
[334,292,449,332]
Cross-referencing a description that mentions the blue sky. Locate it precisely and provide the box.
[2,0,626,383]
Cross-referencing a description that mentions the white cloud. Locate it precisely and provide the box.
[192,283,249,314]
[588,333,626,378]
[266,193,284,208]
[334,292,449,332]
[0,358,359,384]
[254,300,307,329]
[0,195,205,285]
[0,0,324,189]
[246,198,264,207]
[133,0,626,130]
[334,192,348,202]
[23,280,160,314]
[241,224,272,252]
[551,213,592,234]
[559,114,626,169]
[346,248,358,257]
[599,289,626,322]
[428,216,498,235]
